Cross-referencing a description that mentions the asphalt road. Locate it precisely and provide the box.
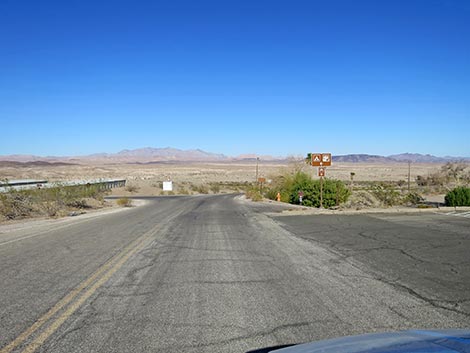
[0,195,468,353]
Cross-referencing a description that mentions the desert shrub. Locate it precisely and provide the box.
[42,200,60,217]
[125,184,139,193]
[416,163,469,188]
[76,184,103,199]
[0,185,106,220]
[404,191,425,206]
[222,181,250,193]
[415,175,427,187]
[194,185,209,194]
[265,188,290,203]
[66,199,90,209]
[323,179,351,207]
[0,191,35,219]
[210,183,221,194]
[371,183,402,206]
[343,190,381,209]
[266,171,350,208]
[36,184,104,206]
[442,162,468,183]
[445,187,470,206]
[397,180,406,187]
[289,174,350,208]
[416,173,446,187]
[265,174,293,203]
[463,170,470,185]
[178,187,190,195]
[245,186,263,201]
[116,197,132,207]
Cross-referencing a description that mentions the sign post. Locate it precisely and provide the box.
[318,167,326,208]
[310,153,332,208]
[320,176,323,208]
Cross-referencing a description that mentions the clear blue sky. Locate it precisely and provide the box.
[1,0,469,157]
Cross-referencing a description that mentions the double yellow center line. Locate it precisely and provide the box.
[1,225,158,353]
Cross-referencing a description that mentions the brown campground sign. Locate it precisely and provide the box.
[311,154,322,166]
[321,153,332,166]
[311,153,332,167]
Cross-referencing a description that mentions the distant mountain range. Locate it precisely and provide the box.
[333,153,470,163]
[0,148,228,164]
[84,147,228,162]
[0,148,469,164]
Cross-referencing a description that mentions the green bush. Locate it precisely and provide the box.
[266,171,350,208]
[445,187,470,206]
[289,174,350,208]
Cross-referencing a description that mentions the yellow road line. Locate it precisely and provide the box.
[0,231,151,353]
[21,233,152,353]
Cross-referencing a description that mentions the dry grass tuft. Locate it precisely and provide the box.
[116,197,133,207]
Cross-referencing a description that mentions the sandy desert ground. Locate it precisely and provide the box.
[0,160,447,197]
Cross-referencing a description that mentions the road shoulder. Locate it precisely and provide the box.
[0,199,148,244]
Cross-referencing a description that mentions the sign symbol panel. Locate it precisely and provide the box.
[321,153,332,166]
[311,154,323,166]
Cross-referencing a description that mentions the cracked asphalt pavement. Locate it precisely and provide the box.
[0,195,468,353]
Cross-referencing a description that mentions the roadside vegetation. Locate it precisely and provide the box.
[416,162,470,192]
[0,184,109,221]
[263,171,350,208]
[125,184,140,193]
[245,185,264,202]
[364,183,425,207]
[244,166,351,208]
[445,187,470,206]
[347,162,470,208]
[243,160,470,209]
[116,197,133,207]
